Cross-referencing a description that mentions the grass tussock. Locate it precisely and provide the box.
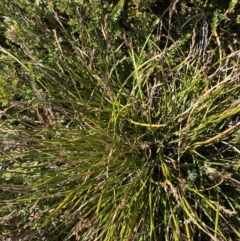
[0,1,240,240]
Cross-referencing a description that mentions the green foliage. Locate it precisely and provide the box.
[1,0,240,240]
[0,54,34,107]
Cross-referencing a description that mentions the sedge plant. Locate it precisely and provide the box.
[0,0,240,240]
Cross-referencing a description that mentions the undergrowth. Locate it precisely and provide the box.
[0,0,240,240]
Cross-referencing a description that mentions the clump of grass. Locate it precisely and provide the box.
[1,1,240,241]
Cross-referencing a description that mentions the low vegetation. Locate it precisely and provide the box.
[0,0,240,240]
